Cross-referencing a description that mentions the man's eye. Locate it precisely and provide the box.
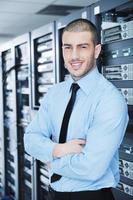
[64,46,71,50]
[81,45,87,49]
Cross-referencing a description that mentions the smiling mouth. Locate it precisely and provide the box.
[71,62,83,70]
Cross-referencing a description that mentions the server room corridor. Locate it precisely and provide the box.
[0,0,133,200]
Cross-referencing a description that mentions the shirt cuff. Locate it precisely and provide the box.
[51,155,69,173]
[46,140,57,162]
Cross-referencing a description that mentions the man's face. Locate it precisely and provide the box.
[62,31,101,80]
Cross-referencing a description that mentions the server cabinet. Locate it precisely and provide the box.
[55,8,89,82]
[0,43,19,199]
[0,33,34,200]
[90,0,133,199]
[0,42,12,199]
[0,51,4,198]
[31,22,56,200]
[31,22,56,109]
[12,33,34,200]
[0,54,3,198]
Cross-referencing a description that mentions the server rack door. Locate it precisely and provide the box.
[31,22,56,109]
[31,22,56,200]
[90,1,133,199]
[12,33,34,200]
[1,43,19,200]
[0,51,5,198]
[56,8,89,82]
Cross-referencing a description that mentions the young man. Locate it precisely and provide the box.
[24,19,128,200]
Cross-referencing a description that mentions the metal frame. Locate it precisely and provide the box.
[12,33,35,200]
[0,51,5,198]
[31,22,56,109]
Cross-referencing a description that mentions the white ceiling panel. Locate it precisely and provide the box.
[0,37,13,46]
[3,0,56,3]
[0,1,48,14]
[0,13,47,23]
[0,13,25,22]
[0,24,33,35]
[0,14,61,34]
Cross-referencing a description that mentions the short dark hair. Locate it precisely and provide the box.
[62,18,99,45]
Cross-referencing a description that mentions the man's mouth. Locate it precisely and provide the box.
[70,61,83,70]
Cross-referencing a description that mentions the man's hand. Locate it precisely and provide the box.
[52,139,86,158]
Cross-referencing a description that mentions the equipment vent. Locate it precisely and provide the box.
[36,5,83,16]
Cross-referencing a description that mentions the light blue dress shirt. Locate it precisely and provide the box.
[24,67,128,192]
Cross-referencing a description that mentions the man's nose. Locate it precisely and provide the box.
[71,48,79,59]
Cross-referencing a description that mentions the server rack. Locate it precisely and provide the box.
[0,42,19,200]
[0,50,4,198]
[31,22,56,200]
[0,42,12,199]
[0,53,3,198]
[0,33,34,200]
[90,0,133,199]
[31,22,56,109]
[12,33,34,200]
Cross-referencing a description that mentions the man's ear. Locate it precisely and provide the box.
[95,44,101,59]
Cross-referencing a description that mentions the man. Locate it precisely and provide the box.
[24,19,128,200]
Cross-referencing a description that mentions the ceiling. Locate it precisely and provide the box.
[0,0,99,45]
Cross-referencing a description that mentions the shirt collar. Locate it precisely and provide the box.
[66,67,101,95]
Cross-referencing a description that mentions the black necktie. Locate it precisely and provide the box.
[51,83,80,183]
